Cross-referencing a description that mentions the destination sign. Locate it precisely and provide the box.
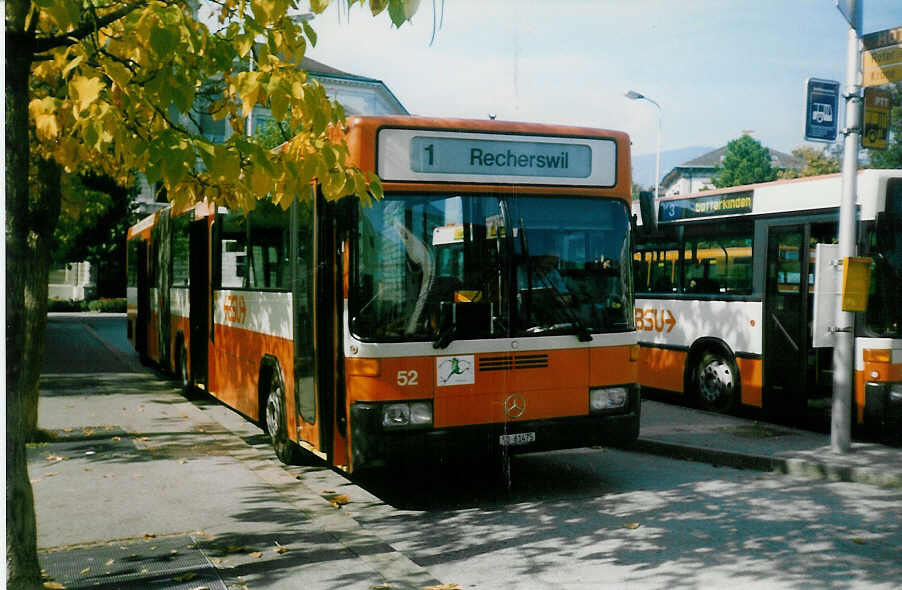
[377,128,616,187]
[658,191,753,222]
[410,136,591,178]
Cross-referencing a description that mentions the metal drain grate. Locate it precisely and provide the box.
[40,535,227,590]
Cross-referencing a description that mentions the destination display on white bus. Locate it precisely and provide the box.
[659,190,753,222]
[377,128,617,187]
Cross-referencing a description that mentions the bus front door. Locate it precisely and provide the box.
[189,219,209,387]
[764,225,809,422]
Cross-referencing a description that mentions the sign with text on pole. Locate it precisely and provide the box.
[862,87,891,150]
[862,26,902,87]
[804,78,840,143]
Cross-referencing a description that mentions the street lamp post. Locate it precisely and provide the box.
[625,90,663,201]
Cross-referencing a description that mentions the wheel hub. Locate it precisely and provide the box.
[700,360,733,403]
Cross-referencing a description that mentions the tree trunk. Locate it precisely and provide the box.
[24,158,63,439]
[6,1,44,586]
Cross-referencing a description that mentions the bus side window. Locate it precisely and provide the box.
[219,213,248,288]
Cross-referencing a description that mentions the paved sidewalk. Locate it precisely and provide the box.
[637,399,902,489]
[32,372,442,590]
[31,314,902,589]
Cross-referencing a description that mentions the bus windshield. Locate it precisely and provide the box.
[866,189,902,338]
[351,193,633,342]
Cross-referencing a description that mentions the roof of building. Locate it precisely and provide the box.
[301,56,374,79]
[660,144,804,189]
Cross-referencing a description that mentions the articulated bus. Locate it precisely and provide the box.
[632,170,902,439]
[127,116,640,471]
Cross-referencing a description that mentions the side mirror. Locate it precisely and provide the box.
[638,190,657,234]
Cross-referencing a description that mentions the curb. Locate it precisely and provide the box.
[633,437,902,489]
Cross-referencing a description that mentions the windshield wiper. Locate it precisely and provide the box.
[433,321,456,349]
[531,266,592,342]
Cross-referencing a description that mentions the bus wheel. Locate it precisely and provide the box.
[694,350,738,413]
[264,369,298,465]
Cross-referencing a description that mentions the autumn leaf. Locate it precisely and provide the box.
[622,522,641,530]
[327,494,350,508]
[69,75,105,113]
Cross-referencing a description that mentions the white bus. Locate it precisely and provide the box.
[632,170,902,440]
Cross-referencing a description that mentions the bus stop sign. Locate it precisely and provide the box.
[805,78,840,143]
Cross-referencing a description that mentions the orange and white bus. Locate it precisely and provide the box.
[127,116,640,471]
[632,170,902,439]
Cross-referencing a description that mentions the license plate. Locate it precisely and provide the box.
[499,432,536,446]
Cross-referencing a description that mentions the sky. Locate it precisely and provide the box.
[303,0,901,175]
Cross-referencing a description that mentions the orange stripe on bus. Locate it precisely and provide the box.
[210,323,293,422]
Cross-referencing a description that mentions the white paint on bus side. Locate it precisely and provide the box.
[635,298,763,356]
[213,290,293,340]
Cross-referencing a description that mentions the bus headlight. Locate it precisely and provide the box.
[589,386,628,412]
[381,401,433,429]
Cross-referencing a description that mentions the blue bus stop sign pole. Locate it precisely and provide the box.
[805,78,840,143]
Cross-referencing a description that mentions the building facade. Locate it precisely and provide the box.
[659,145,804,197]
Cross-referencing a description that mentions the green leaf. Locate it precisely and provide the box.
[387,0,406,26]
[369,0,388,16]
[149,27,178,58]
[302,19,317,47]
[310,0,330,13]
[209,145,241,184]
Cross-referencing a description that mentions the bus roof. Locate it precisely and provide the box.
[342,115,632,201]
[655,169,902,224]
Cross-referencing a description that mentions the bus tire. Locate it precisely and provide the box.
[692,349,738,413]
[263,365,298,465]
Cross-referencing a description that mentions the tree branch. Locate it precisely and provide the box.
[32,1,146,54]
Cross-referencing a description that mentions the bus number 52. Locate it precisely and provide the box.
[397,370,419,386]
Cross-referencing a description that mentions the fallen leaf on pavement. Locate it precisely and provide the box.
[328,494,350,508]
[622,522,641,530]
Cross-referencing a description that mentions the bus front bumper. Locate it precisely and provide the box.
[349,390,640,472]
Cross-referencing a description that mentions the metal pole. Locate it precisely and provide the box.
[654,105,662,201]
[832,0,862,454]
[624,90,662,198]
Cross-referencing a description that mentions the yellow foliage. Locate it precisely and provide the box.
[20,0,400,216]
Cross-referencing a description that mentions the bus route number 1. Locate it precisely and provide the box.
[635,307,676,333]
